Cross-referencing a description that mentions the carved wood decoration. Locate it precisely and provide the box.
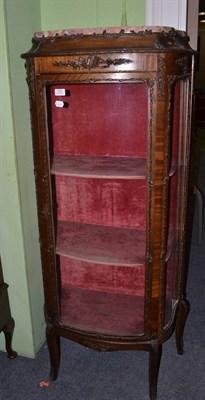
[157,55,166,99]
[53,56,133,70]
[22,26,194,400]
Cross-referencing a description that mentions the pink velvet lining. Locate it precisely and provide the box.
[49,82,148,335]
[60,256,145,296]
[50,83,148,158]
[55,176,146,228]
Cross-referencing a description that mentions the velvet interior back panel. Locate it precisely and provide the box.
[50,83,148,157]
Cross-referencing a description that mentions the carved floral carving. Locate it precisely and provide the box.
[155,28,189,50]
[53,56,133,70]
[157,56,166,99]
[175,56,190,75]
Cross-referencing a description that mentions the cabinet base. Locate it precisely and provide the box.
[45,296,189,399]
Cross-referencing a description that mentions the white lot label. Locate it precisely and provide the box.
[55,100,64,108]
[55,88,66,96]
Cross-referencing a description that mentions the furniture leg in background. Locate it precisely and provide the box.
[0,257,17,359]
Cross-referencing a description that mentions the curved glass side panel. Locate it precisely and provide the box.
[164,79,190,327]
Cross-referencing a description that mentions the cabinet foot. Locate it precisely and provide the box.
[175,299,190,355]
[149,340,162,400]
[3,317,17,359]
[46,326,61,381]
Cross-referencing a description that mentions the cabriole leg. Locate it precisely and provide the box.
[175,298,190,355]
[3,317,17,359]
[46,326,61,381]
[149,340,162,400]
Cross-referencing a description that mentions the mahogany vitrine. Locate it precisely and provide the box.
[22,26,194,399]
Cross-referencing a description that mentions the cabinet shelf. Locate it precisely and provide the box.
[51,154,147,179]
[56,221,146,266]
[60,255,145,296]
[60,286,144,335]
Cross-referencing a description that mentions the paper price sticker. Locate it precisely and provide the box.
[55,88,66,96]
[55,100,64,108]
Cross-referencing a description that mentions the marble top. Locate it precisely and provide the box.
[34,26,186,39]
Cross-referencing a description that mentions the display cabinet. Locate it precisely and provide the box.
[22,26,194,399]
